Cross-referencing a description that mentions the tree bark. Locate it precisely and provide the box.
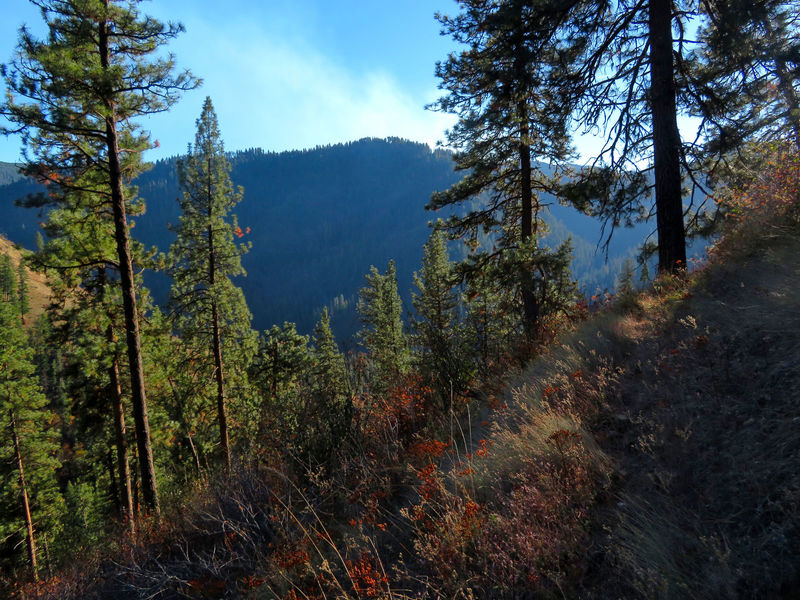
[518,101,540,339]
[649,0,687,273]
[10,410,38,582]
[207,159,230,471]
[211,299,230,470]
[107,324,135,534]
[186,434,202,475]
[99,11,159,514]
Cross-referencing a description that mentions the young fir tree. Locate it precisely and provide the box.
[411,227,471,408]
[168,97,256,471]
[0,254,15,304]
[16,261,30,325]
[0,296,62,581]
[617,258,637,297]
[302,308,352,468]
[142,309,213,482]
[429,0,576,339]
[249,323,311,454]
[357,260,409,386]
[1,0,198,514]
[253,323,311,402]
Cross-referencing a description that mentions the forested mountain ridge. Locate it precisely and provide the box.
[0,137,644,338]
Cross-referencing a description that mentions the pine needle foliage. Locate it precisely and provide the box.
[1,0,199,515]
[358,260,410,386]
[0,295,62,582]
[167,97,257,470]
[429,0,577,337]
[411,227,472,407]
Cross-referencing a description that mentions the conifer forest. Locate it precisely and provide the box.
[0,1,799,598]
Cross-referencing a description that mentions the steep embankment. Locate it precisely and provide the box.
[474,180,800,598]
[578,231,800,598]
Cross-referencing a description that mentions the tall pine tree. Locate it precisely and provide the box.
[429,0,577,338]
[168,97,256,471]
[1,0,198,514]
[535,0,695,272]
[692,0,800,153]
[0,292,62,581]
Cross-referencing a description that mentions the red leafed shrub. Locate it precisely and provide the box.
[355,374,433,448]
[408,438,451,460]
[712,142,800,259]
[345,553,389,598]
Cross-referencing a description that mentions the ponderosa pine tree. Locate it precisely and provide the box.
[168,97,256,471]
[429,0,577,339]
[411,227,471,407]
[1,0,198,514]
[358,260,409,385]
[691,0,800,153]
[0,295,62,581]
[531,0,695,273]
[17,165,142,532]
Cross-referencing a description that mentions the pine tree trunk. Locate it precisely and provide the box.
[207,166,230,470]
[774,57,800,149]
[99,12,159,515]
[648,0,687,273]
[106,447,120,515]
[107,325,135,534]
[518,101,540,339]
[211,300,230,470]
[10,410,38,582]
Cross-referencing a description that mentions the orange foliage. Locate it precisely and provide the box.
[346,553,388,598]
[408,438,450,460]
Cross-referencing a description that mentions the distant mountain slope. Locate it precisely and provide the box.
[0,138,648,338]
[0,162,24,187]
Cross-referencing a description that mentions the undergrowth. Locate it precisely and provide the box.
[20,144,800,599]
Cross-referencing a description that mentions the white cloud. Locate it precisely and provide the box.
[145,16,455,157]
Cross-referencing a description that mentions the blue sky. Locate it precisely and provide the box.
[0,0,461,162]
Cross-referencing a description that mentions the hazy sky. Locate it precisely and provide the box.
[0,0,462,162]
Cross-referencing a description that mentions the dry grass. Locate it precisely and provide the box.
[0,234,52,325]
[579,181,800,598]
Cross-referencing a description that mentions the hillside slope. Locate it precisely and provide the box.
[578,225,800,598]
[0,235,51,325]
